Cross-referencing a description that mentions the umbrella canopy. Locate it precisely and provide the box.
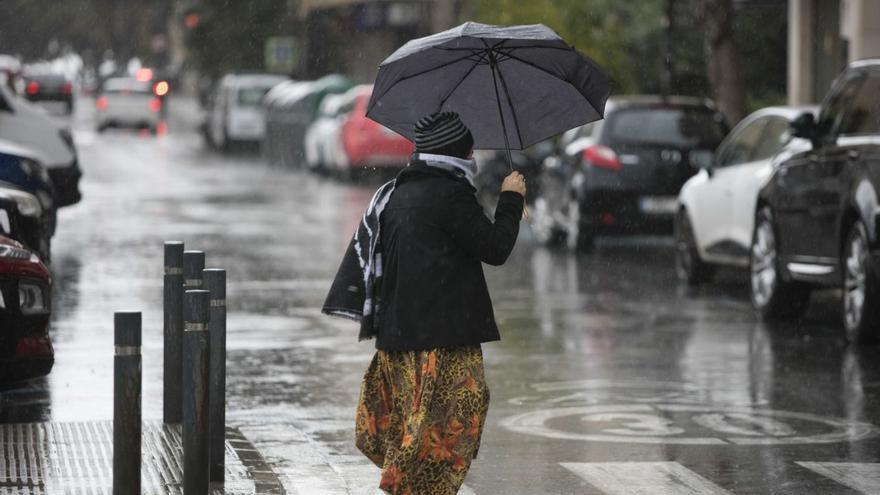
[367,22,612,151]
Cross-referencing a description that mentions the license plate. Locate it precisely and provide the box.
[639,196,678,215]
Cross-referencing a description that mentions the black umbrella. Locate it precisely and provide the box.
[367,22,612,169]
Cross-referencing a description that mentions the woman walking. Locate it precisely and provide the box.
[324,111,525,494]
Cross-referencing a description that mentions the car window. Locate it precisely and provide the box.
[237,86,272,106]
[817,74,864,137]
[838,74,880,136]
[751,116,792,162]
[716,117,768,167]
[103,78,151,94]
[606,107,727,149]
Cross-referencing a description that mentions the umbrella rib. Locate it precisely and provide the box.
[502,51,605,120]
[497,51,565,82]
[367,52,483,116]
[493,59,525,149]
[439,55,484,108]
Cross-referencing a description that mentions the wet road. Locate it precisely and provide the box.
[2,97,879,494]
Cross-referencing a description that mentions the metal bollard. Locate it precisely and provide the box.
[183,290,211,494]
[164,241,184,423]
[204,269,227,482]
[113,312,141,495]
[183,250,205,293]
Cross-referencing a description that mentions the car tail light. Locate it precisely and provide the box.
[25,81,39,95]
[96,96,108,111]
[15,336,53,359]
[61,82,73,94]
[582,145,621,171]
[149,97,161,113]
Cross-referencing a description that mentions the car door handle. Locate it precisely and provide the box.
[848,150,861,161]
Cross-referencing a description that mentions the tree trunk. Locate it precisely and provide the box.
[695,0,747,124]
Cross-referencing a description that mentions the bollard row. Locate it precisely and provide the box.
[114,243,228,495]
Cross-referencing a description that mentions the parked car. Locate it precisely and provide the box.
[263,74,354,168]
[22,72,74,114]
[676,105,817,284]
[0,226,53,384]
[751,59,880,342]
[339,85,414,175]
[530,96,729,249]
[0,83,82,207]
[95,76,164,133]
[304,90,357,173]
[0,140,55,261]
[205,73,288,150]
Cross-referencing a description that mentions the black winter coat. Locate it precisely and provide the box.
[375,161,524,351]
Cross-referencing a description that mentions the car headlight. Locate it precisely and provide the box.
[19,158,51,184]
[13,194,42,217]
[0,244,33,261]
[18,282,48,315]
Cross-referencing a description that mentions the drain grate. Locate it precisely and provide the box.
[0,421,284,494]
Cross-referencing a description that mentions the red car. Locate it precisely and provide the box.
[340,85,414,170]
[0,232,53,383]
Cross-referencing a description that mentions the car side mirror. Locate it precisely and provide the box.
[790,112,817,140]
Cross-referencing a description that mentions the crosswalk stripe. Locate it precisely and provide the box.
[560,462,733,495]
[797,462,880,495]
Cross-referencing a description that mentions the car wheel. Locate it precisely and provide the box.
[530,197,566,246]
[842,220,880,343]
[675,209,715,285]
[750,207,810,319]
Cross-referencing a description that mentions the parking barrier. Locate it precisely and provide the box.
[204,268,227,482]
[164,241,184,423]
[113,311,141,495]
[183,289,211,493]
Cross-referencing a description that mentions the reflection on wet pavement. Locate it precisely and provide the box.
[0,98,877,494]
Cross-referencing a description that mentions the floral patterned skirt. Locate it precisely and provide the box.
[355,345,490,495]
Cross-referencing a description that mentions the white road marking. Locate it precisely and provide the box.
[797,462,880,495]
[561,462,733,495]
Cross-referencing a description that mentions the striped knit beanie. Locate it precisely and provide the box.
[413,111,474,159]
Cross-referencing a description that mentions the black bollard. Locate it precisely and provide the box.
[204,269,227,483]
[113,312,141,495]
[183,250,205,293]
[183,290,211,494]
[164,241,184,423]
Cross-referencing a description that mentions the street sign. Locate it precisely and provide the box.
[265,37,300,74]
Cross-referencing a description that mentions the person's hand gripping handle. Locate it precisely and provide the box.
[501,171,529,219]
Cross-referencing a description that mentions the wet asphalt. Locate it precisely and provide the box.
[1,96,878,495]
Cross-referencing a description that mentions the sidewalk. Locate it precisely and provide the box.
[0,420,284,494]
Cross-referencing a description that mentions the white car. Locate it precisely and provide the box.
[0,82,82,207]
[96,77,163,132]
[675,106,817,284]
[304,88,359,173]
[207,73,287,149]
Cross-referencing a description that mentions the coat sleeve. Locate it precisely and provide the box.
[441,189,524,266]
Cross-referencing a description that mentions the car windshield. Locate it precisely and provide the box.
[103,78,151,94]
[606,106,727,149]
[237,86,273,106]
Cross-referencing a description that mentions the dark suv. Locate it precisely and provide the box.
[530,96,728,249]
[752,59,880,342]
